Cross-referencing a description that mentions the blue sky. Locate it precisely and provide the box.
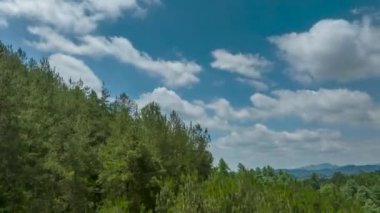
[1,0,380,168]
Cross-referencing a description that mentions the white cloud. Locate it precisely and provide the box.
[211,49,271,90]
[250,89,380,126]
[211,49,271,79]
[135,87,380,168]
[1,0,199,88]
[205,98,251,121]
[137,87,205,119]
[137,87,380,128]
[0,18,8,27]
[136,87,230,132]
[139,87,380,129]
[0,0,159,34]
[269,18,380,83]
[210,124,380,169]
[49,53,103,96]
[164,87,380,128]
[237,78,269,91]
[27,26,202,87]
[209,121,380,169]
[216,124,343,153]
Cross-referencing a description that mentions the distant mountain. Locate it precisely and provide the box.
[281,163,380,179]
[299,163,339,171]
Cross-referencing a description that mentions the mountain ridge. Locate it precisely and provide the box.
[298,163,339,171]
[281,163,380,179]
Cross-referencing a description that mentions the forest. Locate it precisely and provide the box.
[0,41,380,212]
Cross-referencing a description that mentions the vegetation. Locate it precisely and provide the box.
[1,42,379,212]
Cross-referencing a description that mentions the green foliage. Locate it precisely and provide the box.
[0,42,212,212]
[0,41,379,212]
[167,167,373,212]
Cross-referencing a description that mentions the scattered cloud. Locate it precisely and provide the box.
[1,0,200,88]
[205,98,251,121]
[210,123,345,168]
[216,124,343,153]
[137,87,380,128]
[237,78,269,91]
[2,0,380,168]
[136,87,380,168]
[210,128,380,169]
[137,87,205,119]
[250,88,380,126]
[0,0,159,34]
[350,7,380,18]
[49,53,103,96]
[28,26,202,87]
[136,87,231,132]
[211,49,271,90]
[211,49,271,79]
[269,18,380,83]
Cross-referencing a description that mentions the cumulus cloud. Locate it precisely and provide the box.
[211,49,271,79]
[135,87,373,168]
[237,78,269,91]
[0,0,159,34]
[137,87,205,119]
[210,123,344,168]
[269,18,380,83]
[211,49,271,90]
[136,87,230,132]
[138,87,380,131]
[250,89,380,126]
[155,87,380,128]
[1,0,200,88]
[205,98,251,121]
[211,126,380,169]
[49,53,103,96]
[216,124,343,153]
[135,86,380,168]
[137,87,380,128]
[28,26,202,87]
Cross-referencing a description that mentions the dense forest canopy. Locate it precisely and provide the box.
[1,42,380,212]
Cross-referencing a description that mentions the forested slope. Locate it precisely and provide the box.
[1,42,379,212]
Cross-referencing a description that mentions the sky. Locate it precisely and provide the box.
[1,0,380,169]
